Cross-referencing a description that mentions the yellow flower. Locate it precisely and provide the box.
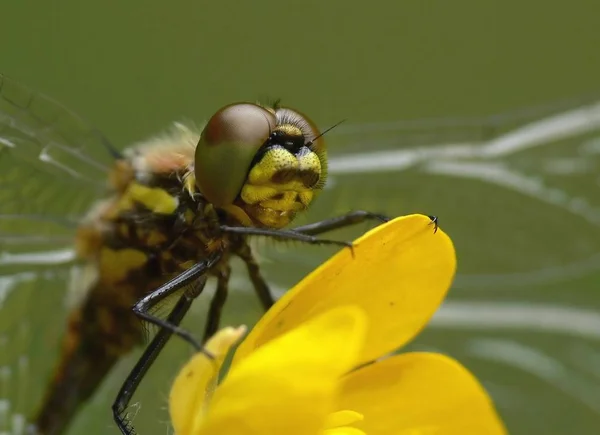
[169,214,508,435]
[171,307,368,435]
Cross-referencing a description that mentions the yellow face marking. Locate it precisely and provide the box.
[250,207,295,228]
[297,152,321,173]
[241,188,305,212]
[246,148,321,190]
[221,204,254,227]
[240,185,279,205]
[275,124,303,137]
[99,248,147,283]
[124,183,178,215]
[261,194,306,212]
[299,191,314,206]
[238,146,322,228]
[247,148,299,185]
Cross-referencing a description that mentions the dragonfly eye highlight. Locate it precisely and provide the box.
[195,103,276,207]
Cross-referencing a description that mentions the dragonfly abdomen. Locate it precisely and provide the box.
[33,278,143,435]
[33,140,227,435]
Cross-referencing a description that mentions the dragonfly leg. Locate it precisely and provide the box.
[203,265,231,341]
[132,255,219,351]
[292,212,439,235]
[290,210,389,235]
[112,292,197,435]
[112,256,219,434]
[236,241,275,310]
[220,225,353,249]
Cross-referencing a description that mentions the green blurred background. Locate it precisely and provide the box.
[1,1,600,434]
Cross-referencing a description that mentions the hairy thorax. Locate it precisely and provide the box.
[74,124,230,304]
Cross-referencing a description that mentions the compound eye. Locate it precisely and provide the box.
[202,103,275,149]
[195,103,276,206]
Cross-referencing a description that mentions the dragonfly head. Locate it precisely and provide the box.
[194,103,327,229]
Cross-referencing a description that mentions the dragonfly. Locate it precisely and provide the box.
[0,74,391,435]
[2,76,598,435]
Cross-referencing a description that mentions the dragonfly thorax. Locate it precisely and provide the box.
[76,129,235,291]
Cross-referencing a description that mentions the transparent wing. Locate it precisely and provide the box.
[255,94,600,435]
[0,73,114,259]
[0,74,115,433]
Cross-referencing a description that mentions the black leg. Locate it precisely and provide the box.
[290,210,389,235]
[428,215,439,233]
[132,254,220,351]
[235,241,275,310]
[219,225,352,248]
[112,256,220,435]
[112,292,197,435]
[203,265,231,341]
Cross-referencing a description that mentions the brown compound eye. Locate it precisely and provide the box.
[202,103,275,148]
[195,103,276,207]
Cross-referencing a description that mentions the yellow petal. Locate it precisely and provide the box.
[323,428,366,435]
[169,326,247,435]
[338,352,508,435]
[326,410,364,428]
[198,306,367,435]
[233,214,456,367]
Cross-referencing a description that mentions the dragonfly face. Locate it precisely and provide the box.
[0,74,387,435]
[193,103,327,229]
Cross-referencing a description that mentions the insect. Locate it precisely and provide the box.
[0,74,389,435]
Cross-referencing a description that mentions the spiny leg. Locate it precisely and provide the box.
[236,241,275,310]
[292,212,440,235]
[112,292,197,435]
[220,213,386,311]
[290,210,389,235]
[112,256,219,434]
[203,265,231,341]
[132,255,220,350]
[428,215,439,233]
[219,225,352,248]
